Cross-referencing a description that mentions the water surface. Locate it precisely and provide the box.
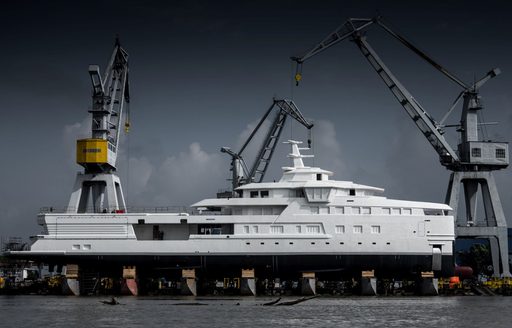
[1,296,510,328]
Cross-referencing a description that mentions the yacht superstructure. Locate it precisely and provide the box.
[15,141,455,280]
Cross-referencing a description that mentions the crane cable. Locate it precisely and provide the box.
[124,102,131,208]
[291,57,314,159]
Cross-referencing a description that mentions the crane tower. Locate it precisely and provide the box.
[68,39,130,213]
[292,17,510,277]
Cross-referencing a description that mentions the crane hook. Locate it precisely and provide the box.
[295,62,303,86]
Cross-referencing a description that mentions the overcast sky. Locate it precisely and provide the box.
[1,0,511,238]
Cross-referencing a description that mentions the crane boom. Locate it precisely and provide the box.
[291,17,461,166]
[353,36,460,165]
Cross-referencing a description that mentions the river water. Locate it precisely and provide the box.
[1,295,511,328]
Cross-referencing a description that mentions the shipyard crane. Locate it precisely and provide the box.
[68,38,130,213]
[292,17,511,277]
[220,98,313,196]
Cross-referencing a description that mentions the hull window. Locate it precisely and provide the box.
[306,225,320,234]
[270,225,284,234]
[335,225,345,234]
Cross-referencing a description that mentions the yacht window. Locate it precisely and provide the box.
[402,208,412,215]
[382,208,391,215]
[252,225,259,233]
[250,207,262,215]
[336,207,345,214]
[424,209,443,216]
[310,206,319,214]
[306,225,320,234]
[153,225,163,240]
[371,225,381,234]
[296,225,302,233]
[314,188,322,199]
[353,225,363,234]
[361,207,371,215]
[496,148,506,159]
[250,191,259,198]
[471,147,482,157]
[319,207,329,214]
[349,189,356,196]
[199,224,230,235]
[391,208,401,215]
[260,190,269,198]
[243,226,249,234]
[263,207,272,215]
[316,174,322,181]
[335,225,345,234]
[352,207,361,215]
[270,225,284,234]
[296,189,305,197]
[232,207,242,215]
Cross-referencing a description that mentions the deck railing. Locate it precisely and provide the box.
[39,206,224,215]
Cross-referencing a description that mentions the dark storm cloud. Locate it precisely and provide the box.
[1,0,511,238]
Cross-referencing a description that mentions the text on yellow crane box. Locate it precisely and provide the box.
[76,139,108,164]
